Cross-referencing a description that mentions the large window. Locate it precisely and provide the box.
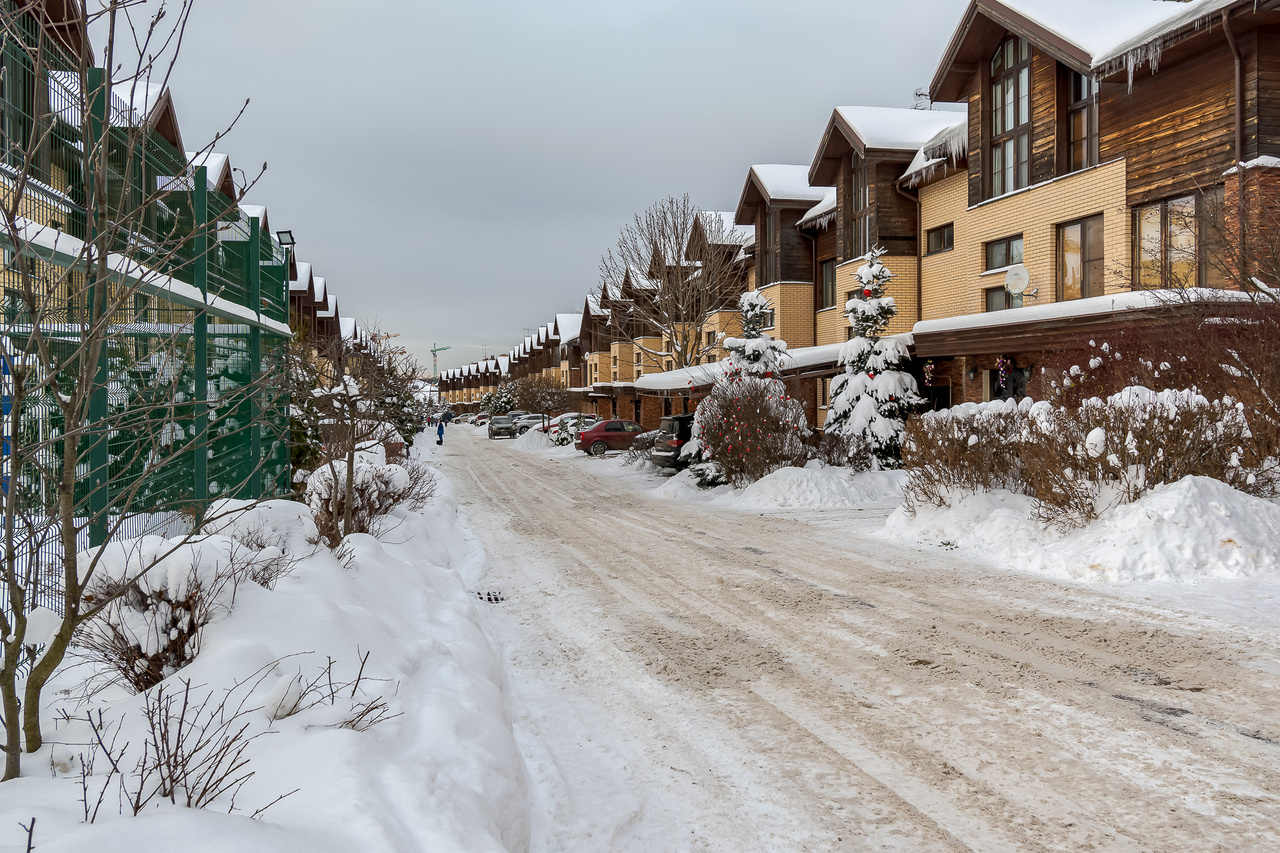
[926,223,954,255]
[762,212,778,285]
[1067,71,1098,173]
[1135,190,1225,289]
[819,258,836,308]
[985,234,1023,271]
[991,36,1031,197]
[1059,215,1104,300]
[844,159,870,260]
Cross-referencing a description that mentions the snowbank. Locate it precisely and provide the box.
[653,464,904,510]
[887,475,1280,583]
[10,460,529,853]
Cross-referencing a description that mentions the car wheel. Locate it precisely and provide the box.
[590,441,608,457]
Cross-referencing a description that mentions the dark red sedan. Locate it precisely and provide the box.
[575,419,646,456]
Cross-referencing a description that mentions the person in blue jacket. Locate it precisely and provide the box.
[436,420,445,446]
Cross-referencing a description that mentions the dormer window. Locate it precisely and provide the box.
[1067,71,1098,172]
[991,36,1031,197]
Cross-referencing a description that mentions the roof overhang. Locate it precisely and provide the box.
[931,0,1092,103]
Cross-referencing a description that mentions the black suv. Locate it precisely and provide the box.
[650,414,696,469]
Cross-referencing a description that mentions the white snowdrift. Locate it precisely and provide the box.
[8,470,529,853]
[654,464,904,510]
[887,475,1280,583]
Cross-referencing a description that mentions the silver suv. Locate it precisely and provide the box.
[487,415,517,439]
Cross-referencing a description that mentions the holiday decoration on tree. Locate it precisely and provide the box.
[689,290,806,486]
[824,246,925,466]
[722,291,788,378]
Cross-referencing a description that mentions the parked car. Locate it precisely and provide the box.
[650,414,696,470]
[514,414,546,435]
[505,410,529,420]
[575,419,646,456]
[456,414,474,424]
[473,414,490,426]
[541,412,597,436]
[488,415,518,439]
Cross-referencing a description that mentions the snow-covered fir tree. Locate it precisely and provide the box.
[722,290,787,377]
[480,382,516,414]
[824,246,924,466]
[688,290,805,486]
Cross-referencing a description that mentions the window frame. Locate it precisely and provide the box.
[1066,70,1099,173]
[1133,190,1224,289]
[984,286,1010,312]
[1058,214,1104,300]
[984,234,1024,271]
[818,258,837,309]
[989,36,1032,199]
[926,223,954,255]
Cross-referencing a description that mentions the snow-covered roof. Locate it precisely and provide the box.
[834,106,968,154]
[313,275,326,304]
[186,151,230,191]
[902,120,970,186]
[555,312,583,343]
[748,165,829,204]
[316,293,337,319]
[936,0,1237,97]
[289,261,312,293]
[239,203,268,227]
[339,317,356,340]
[1224,155,1280,176]
[796,188,838,230]
[913,287,1253,336]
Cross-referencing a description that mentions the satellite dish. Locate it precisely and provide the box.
[1005,263,1030,295]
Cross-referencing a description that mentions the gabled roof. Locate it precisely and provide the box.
[554,312,583,344]
[289,261,313,293]
[313,275,326,304]
[696,211,755,245]
[339,317,356,340]
[810,107,968,185]
[239,204,270,235]
[932,0,1240,101]
[735,165,830,226]
[316,293,337,319]
[186,151,237,200]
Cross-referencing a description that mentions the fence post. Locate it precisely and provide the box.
[86,67,109,548]
[193,166,208,518]
[248,217,262,499]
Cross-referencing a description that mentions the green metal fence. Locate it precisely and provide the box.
[0,1,294,601]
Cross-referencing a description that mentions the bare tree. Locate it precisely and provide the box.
[598,195,748,370]
[0,1,284,780]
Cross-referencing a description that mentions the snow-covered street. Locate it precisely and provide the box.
[440,428,1280,852]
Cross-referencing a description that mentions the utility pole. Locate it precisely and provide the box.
[431,342,451,380]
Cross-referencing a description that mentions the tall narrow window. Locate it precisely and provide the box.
[763,213,778,284]
[990,36,1031,198]
[847,158,870,260]
[1059,215,1104,300]
[819,258,836,308]
[1067,71,1098,172]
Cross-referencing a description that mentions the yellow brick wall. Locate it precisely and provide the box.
[633,335,664,375]
[610,340,634,382]
[834,255,917,337]
[756,281,814,348]
[587,351,604,386]
[918,160,1130,322]
[815,304,846,346]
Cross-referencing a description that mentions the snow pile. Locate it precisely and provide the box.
[513,426,553,450]
[887,475,1280,583]
[734,466,904,510]
[11,459,530,853]
[203,497,321,557]
[653,464,903,510]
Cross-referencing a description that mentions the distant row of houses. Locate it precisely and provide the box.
[441,0,1280,430]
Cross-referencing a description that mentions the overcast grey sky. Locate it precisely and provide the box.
[156,0,965,371]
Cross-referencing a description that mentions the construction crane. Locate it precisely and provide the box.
[431,343,451,380]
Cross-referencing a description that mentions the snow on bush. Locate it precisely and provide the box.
[903,386,1278,529]
[304,446,437,547]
